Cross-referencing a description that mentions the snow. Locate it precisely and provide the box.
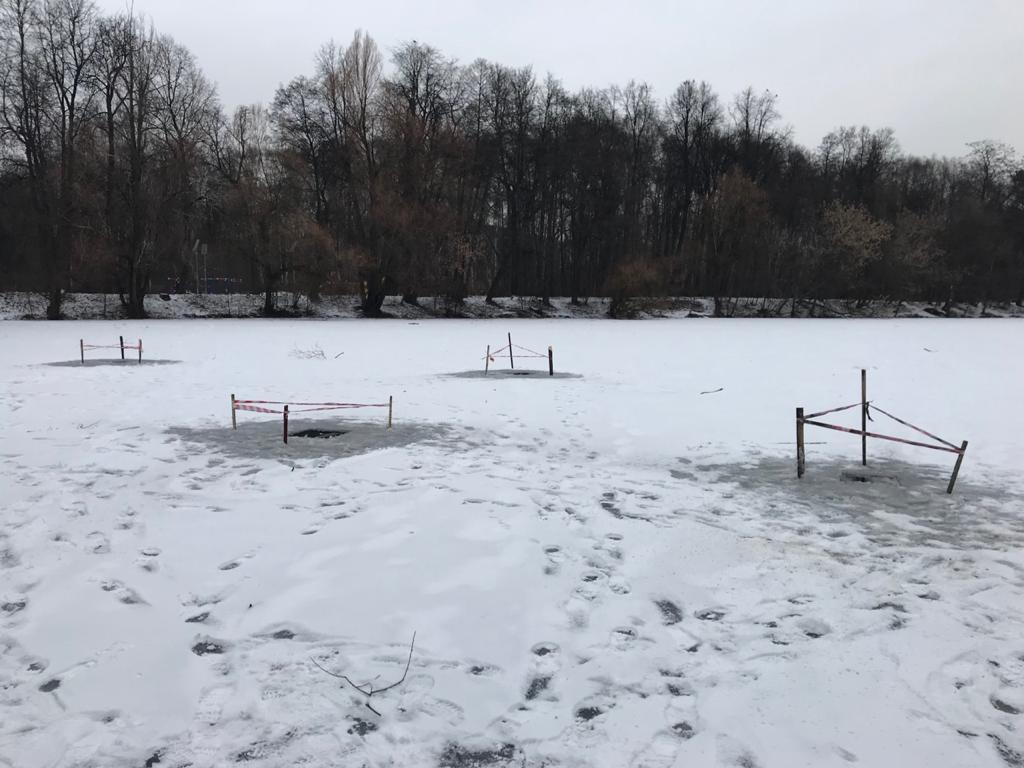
[1,318,1023,768]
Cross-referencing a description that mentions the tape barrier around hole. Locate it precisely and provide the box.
[482,343,549,360]
[796,370,968,494]
[232,395,393,443]
[234,400,389,408]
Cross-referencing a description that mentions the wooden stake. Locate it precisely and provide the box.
[946,440,968,494]
[231,394,237,429]
[485,345,490,374]
[387,396,393,429]
[508,332,514,370]
[120,335,125,360]
[138,339,142,364]
[548,346,554,376]
[796,407,806,478]
[80,339,84,365]
[283,405,289,445]
[861,368,867,466]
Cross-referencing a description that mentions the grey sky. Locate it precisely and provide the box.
[95,0,1023,158]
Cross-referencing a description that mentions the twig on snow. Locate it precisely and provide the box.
[311,631,417,716]
[699,387,724,395]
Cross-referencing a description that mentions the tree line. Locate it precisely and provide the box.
[2,0,1022,318]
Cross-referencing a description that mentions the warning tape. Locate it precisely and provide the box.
[867,404,960,451]
[234,400,388,408]
[483,343,548,360]
[801,419,963,455]
[513,344,547,357]
[801,398,961,454]
[289,405,387,413]
[804,401,866,420]
[235,404,283,414]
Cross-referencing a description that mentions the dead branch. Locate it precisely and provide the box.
[311,631,417,715]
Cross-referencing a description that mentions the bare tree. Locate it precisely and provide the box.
[0,0,97,316]
[0,0,51,296]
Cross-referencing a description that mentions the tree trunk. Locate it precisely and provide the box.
[46,287,62,320]
[361,274,387,316]
[126,270,147,318]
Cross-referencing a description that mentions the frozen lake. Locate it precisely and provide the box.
[1,319,1022,767]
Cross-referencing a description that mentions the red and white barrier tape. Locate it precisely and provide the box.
[802,399,960,455]
[234,400,388,408]
[235,404,283,414]
[483,343,549,360]
[801,419,963,454]
[867,404,960,451]
[804,401,865,420]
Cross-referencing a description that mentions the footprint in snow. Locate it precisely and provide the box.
[191,637,228,656]
[608,576,632,595]
[542,545,563,575]
[695,608,726,622]
[2,598,27,615]
[420,697,466,725]
[654,599,684,626]
[193,685,234,725]
[632,731,684,767]
[217,553,254,571]
[797,618,832,639]
[467,662,501,677]
[137,547,161,572]
[524,643,561,703]
[100,580,148,606]
[610,626,639,650]
[86,532,110,554]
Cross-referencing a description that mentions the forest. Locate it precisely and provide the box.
[1,0,1022,318]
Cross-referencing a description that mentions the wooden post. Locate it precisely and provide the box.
[796,407,806,478]
[946,440,968,494]
[485,345,490,374]
[138,339,142,364]
[861,368,867,466]
[508,332,514,370]
[80,339,84,365]
[387,396,393,429]
[548,346,554,376]
[231,394,237,429]
[283,405,289,445]
[120,335,125,360]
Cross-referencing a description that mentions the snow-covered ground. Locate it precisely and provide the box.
[1,319,1023,768]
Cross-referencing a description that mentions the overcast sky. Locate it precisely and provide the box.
[94,0,1023,158]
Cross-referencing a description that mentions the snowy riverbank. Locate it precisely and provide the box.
[2,292,1023,321]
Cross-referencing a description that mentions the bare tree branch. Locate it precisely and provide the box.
[311,631,417,714]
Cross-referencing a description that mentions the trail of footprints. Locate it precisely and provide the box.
[524,485,851,765]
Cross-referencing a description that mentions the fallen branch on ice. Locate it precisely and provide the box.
[311,632,417,716]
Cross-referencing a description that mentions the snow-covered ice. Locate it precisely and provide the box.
[1,318,1022,767]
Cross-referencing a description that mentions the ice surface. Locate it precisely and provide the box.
[0,318,1022,767]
